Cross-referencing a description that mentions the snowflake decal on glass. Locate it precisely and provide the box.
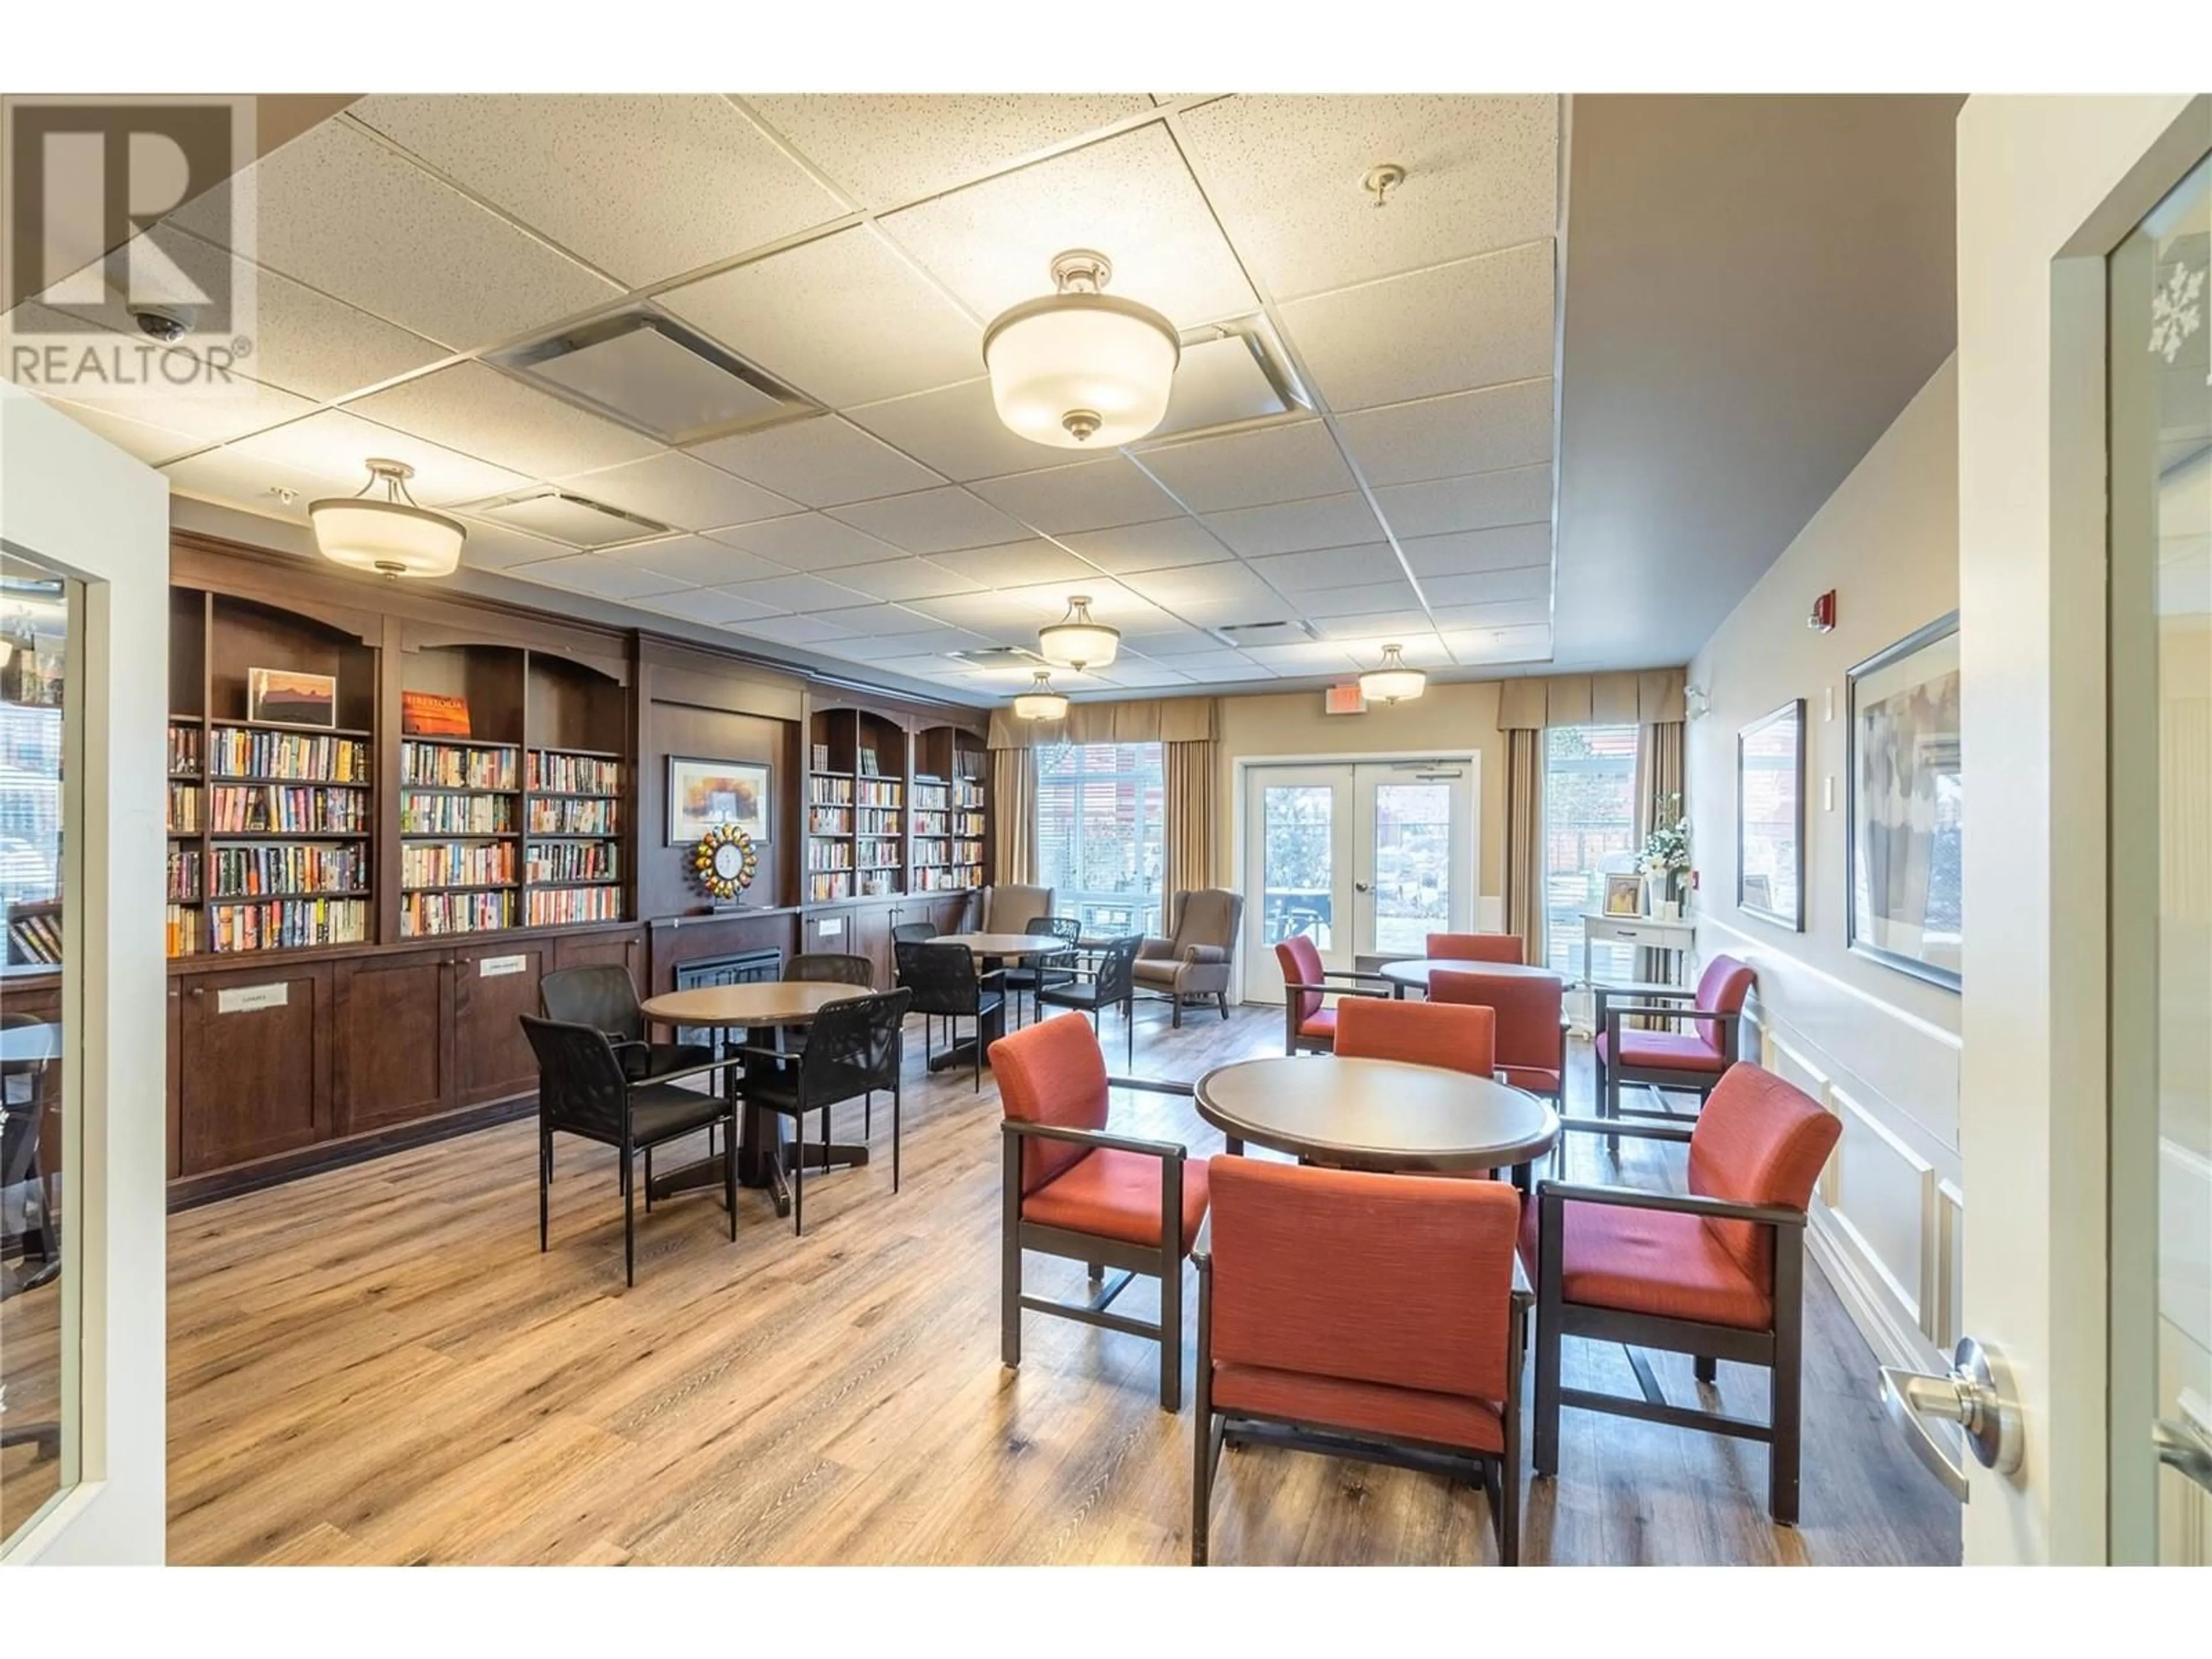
[2147,257,2204,367]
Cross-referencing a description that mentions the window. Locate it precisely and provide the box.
[1542,724,1641,978]
[1035,742,1165,938]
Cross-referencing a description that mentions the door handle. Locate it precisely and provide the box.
[2153,1408,2212,1495]
[1878,1337,2022,1502]
[1354,880,1372,894]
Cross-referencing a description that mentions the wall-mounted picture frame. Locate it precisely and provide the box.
[247,666,337,728]
[666,756,772,847]
[1737,698,1806,931]
[1847,611,1961,990]
[1601,872,1646,917]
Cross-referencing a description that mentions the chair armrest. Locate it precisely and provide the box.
[1597,980,1696,1002]
[1137,937,1175,960]
[1190,1211,1213,1267]
[1604,1003,1742,1023]
[1283,979,1390,1001]
[643,1056,731,1089]
[1320,967,1393,983]
[1002,1118,1190,1161]
[1535,1177,1806,1229]
[1556,1113,1693,1144]
[1181,943,1230,965]
[1106,1075,1196,1098]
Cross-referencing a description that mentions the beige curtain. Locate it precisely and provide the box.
[1634,720,1688,990]
[988,745,1035,886]
[1161,738,1218,902]
[987,695,1217,749]
[1497,668,1685,732]
[1502,728,1546,968]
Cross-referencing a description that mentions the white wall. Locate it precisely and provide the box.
[0,384,169,1563]
[1687,359,1965,1382]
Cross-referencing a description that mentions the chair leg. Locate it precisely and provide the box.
[1126,996,1135,1067]
[1192,1393,1215,1566]
[864,1089,872,1141]
[1158,1252,1183,1412]
[1771,1235,1806,1524]
[891,1074,902,1193]
[791,1119,804,1237]
[725,1104,739,1241]
[1604,1060,1621,1159]
[1172,995,1183,1029]
[644,1144,654,1213]
[974,1016,983,1093]
[1216,992,1229,1020]
[1695,1355,1718,1385]
[539,1128,551,1252]
[1000,1134,1022,1369]
[623,1148,637,1287]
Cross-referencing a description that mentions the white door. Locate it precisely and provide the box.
[1242,760,1475,1001]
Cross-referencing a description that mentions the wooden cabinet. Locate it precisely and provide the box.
[453,937,554,1108]
[177,960,332,1173]
[334,949,456,1132]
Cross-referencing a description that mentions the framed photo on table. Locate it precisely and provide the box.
[1846,612,1961,989]
[1601,873,1645,917]
[666,756,772,847]
[1737,699,1805,931]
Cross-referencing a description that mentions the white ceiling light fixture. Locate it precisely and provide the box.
[1037,594,1120,671]
[1358,642,1427,705]
[1012,668,1070,722]
[983,249,1181,450]
[309,459,465,578]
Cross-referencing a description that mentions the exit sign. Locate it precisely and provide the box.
[1324,684,1368,715]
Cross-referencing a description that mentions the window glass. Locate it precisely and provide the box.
[1543,724,1641,978]
[1035,743,1165,937]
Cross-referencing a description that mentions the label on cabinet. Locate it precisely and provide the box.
[478,955,527,978]
[818,917,844,938]
[216,982,289,1014]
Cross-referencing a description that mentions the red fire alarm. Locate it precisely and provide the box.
[1808,590,1837,632]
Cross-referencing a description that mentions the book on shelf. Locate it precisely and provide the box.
[811,744,829,771]
[166,847,202,902]
[528,750,620,794]
[211,726,368,782]
[857,836,902,869]
[400,690,472,737]
[525,840,619,884]
[527,885,623,927]
[210,842,367,897]
[167,722,202,775]
[952,781,985,808]
[526,796,619,835]
[402,790,516,835]
[808,872,852,903]
[167,781,203,832]
[857,869,898,897]
[810,774,854,805]
[856,779,902,808]
[401,889,516,937]
[400,739,518,790]
[209,896,369,952]
[808,840,855,872]
[855,808,902,836]
[807,805,852,835]
[165,904,203,957]
[210,783,369,834]
[401,840,517,889]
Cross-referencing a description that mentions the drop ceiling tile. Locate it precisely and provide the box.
[705,512,903,572]
[1236,640,1361,671]
[352,94,846,289]
[1430,598,1551,630]
[1421,566,1552,607]
[1201,491,1383,558]
[556,450,800,534]
[687,415,944,507]
[1281,241,1556,412]
[1086,660,1194,688]
[1337,379,1555,488]
[603,535,791,587]
[747,94,1153,211]
[969,456,1183,535]
[810,604,960,642]
[1118,560,1285,613]
[1132,420,1354,513]
[718,571,876,614]
[901,589,1055,632]
[825,486,1027,556]
[1330,633,1453,670]
[1176,96,1558,300]
[927,538,1099,590]
[995,580,1166,631]
[1446,623,1554,663]
[1119,627,1229,658]
[879,124,1256,328]
[162,446,339,527]
[628,586,789,626]
[845,378,1070,482]
[1246,541,1406,593]
[724,611,869,646]
[1055,517,1231,575]
[658,226,982,408]
[223,408,529,506]
[454,518,577,571]
[1297,580,1424,619]
[47,398,205,467]
[1310,608,1437,640]
[505,553,691,601]
[1401,523,1552,579]
[825,558,985,603]
[170,119,622,352]
[39,374,318,452]
[1373,465,1552,538]
[1175,660,1278,683]
[345,361,661,480]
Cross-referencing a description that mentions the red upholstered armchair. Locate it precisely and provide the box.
[1334,995,1498,1078]
[1521,1062,1839,1524]
[1429,966,1566,1107]
[1273,933,1390,1055]
[1426,931,1525,965]
[1193,1156,1529,1565]
[1594,954,1756,1150]
[991,1012,1210,1411]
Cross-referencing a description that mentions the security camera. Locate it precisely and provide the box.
[130,302,195,343]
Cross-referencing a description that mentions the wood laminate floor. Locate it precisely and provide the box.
[165,1003,1962,1566]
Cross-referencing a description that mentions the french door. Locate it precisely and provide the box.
[1242,760,1475,1002]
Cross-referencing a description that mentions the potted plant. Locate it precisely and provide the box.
[1638,795,1691,918]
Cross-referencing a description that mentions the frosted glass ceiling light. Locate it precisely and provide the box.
[310,459,465,578]
[983,250,1180,449]
[1358,643,1427,704]
[1037,594,1120,671]
[1012,669,1070,722]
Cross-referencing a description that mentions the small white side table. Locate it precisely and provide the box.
[1580,910,1697,990]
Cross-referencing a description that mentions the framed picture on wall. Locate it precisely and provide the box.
[1846,612,1961,989]
[1737,699,1805,930]
[666,756,772,847]
[247,666,338,728]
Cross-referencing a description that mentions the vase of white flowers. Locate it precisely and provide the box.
[1638,794,1691,917]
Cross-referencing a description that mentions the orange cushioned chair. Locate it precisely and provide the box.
[1425,931,1525,965]
[1430,966,1566,1107]
[992,1011,1210,1410]
[1334,995,1497,1078]
[1273,933,1391,1056]
[1522,1062,1840,1524]
[1593,954,1756,1150]
[1194,1156,1529,1565]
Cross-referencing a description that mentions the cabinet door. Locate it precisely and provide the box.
[454,939,553,1106]
[334,950,456,1133]
[177,963,332,1173]
[846,904,893,989]
[554,927,644,986]
[166,980,183,1179]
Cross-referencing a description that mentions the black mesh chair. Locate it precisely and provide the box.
[779,952,877,1130]
[891,922,937,946]
[1036,934,1143,1066]
[732,989,910,1235]
[895,940,1003,1092]
[540,964,712,1082]
[999,916,1082,1029]
[1,1012,59,1290]
[518,1014,736,1286]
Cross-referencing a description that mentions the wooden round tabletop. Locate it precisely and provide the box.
[1194,1055,1559,1173]
[930,932,1059,957]
[639,980,862,1027]
[1378,958,1565,993]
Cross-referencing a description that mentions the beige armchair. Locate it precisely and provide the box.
[981,883,1054,935]
[1132,888,1244,1027]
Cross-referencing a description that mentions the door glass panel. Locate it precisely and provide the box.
[1261,785,1334,950]
[1,547,79,1547]
[1371,781,1450,955]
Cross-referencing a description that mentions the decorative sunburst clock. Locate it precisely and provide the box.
[690,821,757,906]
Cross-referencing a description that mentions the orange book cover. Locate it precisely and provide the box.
[402,691,472,737]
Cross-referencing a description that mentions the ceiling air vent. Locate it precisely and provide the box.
[944,645,1050,669]
[491,310,815,446]
[1147,316,1313,441]
[1207,619,1321,648]
[471,489,670,550]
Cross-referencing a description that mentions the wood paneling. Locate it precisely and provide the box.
[177,961,331,1173]
[641,700,799,918]
[647,911,800,997]
[335,949,456,1133]
[453,938,554,1107]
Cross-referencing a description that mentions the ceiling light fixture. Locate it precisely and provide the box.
[982,249,1181,449]
[1012,669,1070,722]
[309,459,465,579]
[1037,594,1120,671]
[1358,643,1427,705]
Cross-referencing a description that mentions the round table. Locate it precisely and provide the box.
[920,934,1060,1072]
[1378,958,1563,998]
[640,982,857,1028]
[1194,1054,1559,1176]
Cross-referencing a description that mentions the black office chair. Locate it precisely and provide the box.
[1036,934,1143,1066]
[781,952,877,1131]
[731,989,910,1236]
[518,1014,736,1286]
[999,915,1082,1029]
[895,940,1003,1093]
[540,964,712,1082]
[891,922,937,946]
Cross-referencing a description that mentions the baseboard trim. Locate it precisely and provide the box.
[1808,1202,1934,1374]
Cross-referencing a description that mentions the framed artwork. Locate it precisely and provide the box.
[247,667,337,728]
[666,756,772,847]
[1737,699,1806,931]
[1847,612,1962,989]
[1601,873,1645,917]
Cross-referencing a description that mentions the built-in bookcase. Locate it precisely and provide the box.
[398,643,523,939]
[525,653,626,927]
[912,725,987,893]
[807,707,910,902]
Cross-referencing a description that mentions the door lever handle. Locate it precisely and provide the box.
[1878,1336,2023,1502]
[2153,1412,2212,1495]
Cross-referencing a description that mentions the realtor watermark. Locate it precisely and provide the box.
[2,94,257,398]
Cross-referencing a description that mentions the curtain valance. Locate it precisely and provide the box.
[987,695,1219,750]
[1495,668,1686,731]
